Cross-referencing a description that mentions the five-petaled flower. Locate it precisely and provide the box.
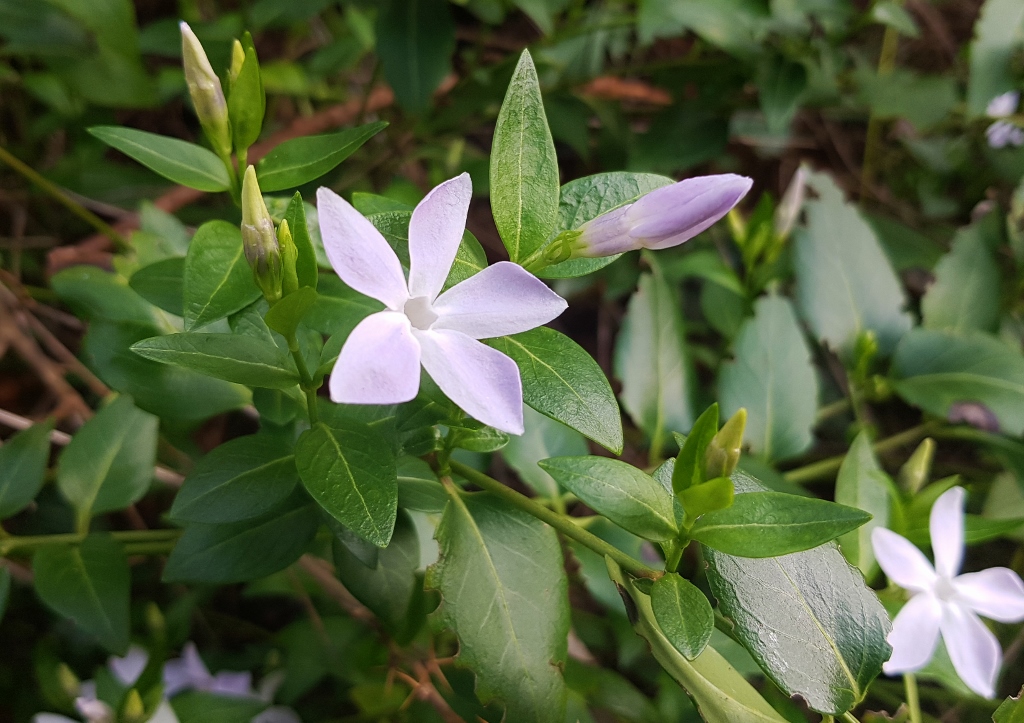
[317,173,567,435]
[871,486,1024,698]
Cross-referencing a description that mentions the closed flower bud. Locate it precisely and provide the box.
[572,174,753,258]
[278,218,300,297]
[228,39,246,86]
[704,408,746,480]
[241,166,282,302]
[180,21,231,160]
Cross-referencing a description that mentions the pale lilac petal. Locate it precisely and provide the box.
[986,121,1024,149]
[163,642,211,696]
[882,593,942,674]
[317,187,408,309]
[417,329,524,434]
[871,527,937,593]
[75,697,114,723]
[408,173,472,301]
[330,312,421,404]
[931,487,965,579]
[940,604,1001,698]
[146,702,181,723]
[987,91,1019,118]
[627,174,752,247]
[431,262,567,338]
[253,707,302,723]
[576,205,632,257]
[210,671,254,697]
[110,645,149,686]
[33,715,80,723]
[955,568,1024,622]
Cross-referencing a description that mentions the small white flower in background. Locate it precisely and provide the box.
[163,642,254,698]
[871,486,1024,698]
[985,92,1024,149]
[317,173,567,435]
[987,91,1020,119]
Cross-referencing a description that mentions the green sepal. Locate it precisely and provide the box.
[228,43,264,153]
[264,286,318,340]
[671,403,719,495]
[679,476,735,526]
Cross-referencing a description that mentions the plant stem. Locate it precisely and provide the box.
[287,334,320,426]
[904,673,922,723]
[840,713,861,723]
[449,461,662,580]
[860,1,904,199]
[0,528,181,556]
[783,422,935,484]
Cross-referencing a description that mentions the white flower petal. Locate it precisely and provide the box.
[417,329,524,434]
[317,187,409,309]
[110,645,149,686]
[940,604,1001,699]
[163,642,211,697]
[33,716,80,723]
[408,173,472,301]
[931,486,965,579]
[871,527,937,593]
[987,91,1020,118]
[955,567,1024,623]
[330,312,421,405]
[146,701,180,723]
[432,262,568,339]
[882,593,942,674]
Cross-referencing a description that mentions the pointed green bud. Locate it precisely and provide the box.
[229,39,246,86]
[704,408,746,480]
[122,689,146,723]
[278,218,300,297]
[180,21,231,159]
[899,437,935,495]
[57,663,80,699]
[241,166,282,303]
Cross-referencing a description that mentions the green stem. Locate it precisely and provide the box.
[449,461,662,580]
[0,528,181,556]
[783,423,935,484]
[860,3,904,199]
[815,398,852,424]
[287,334,321,426]
[841,713,861,723]
[904,673,922,723]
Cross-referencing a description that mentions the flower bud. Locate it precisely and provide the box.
[774,165,807,240]
[229,39,246,86]
[704,408,746,480]
[572,174,753,258]
[241,165,282,302]
[278,218,300,297]
[122,689,146,723]
[899,437,935,495]
[180,21,232,160]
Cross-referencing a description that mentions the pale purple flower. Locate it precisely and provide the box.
[317,173,567,435]
[871,487,1024,698]
[987,91,1019,118]
[163,642,254,698]
[572,174,752,257]
[986,121,1024,149]
[110,645,149,687]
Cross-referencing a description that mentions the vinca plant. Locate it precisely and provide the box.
[4,3,1024,723]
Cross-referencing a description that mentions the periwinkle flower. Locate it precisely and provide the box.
[985,92,1024,149]
[163,642,254,698]
[179,21,231,159]
[871,486,1024,698]
[987,91,1020,119]
[570,174,752,258]
[318,173,567,435]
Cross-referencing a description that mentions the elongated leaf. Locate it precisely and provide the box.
[131,332,299,389]
[0,420,54,519]
[967,0,1024,115]
[172,692,267,723]
[994,685,1024,722]
[284,192,319,290]
[502,407,588,498]
[129,257,184,317]
[491,50,560,263]
[183,221,261,330]
[489,327,623,453]
[88,126,230,191]
[757,55,807,133]
[719,295,818,462]
[295,420,397,547]
[427,492,569,722]
[672,405,718,495]
[690,491,872,558]
[256,122,387,191]
[375,0,455,112]
[539,456,677,541]
[835,432,892,576]
[651,573,714,660]
[34,535,130,653]
[891,328,1024,435]
[703,473,891,715]
[921,220,1001,333]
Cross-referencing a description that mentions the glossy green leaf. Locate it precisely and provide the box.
[452,426,509,453]
[921,221,1001,333]
[703,473,891,715]
[375,0,454,112]
[967,0,1024,115]
[397,457,447,513]
[183,220,261,331]
[835,431,892,576]
[690,491,872,558]
[672,404,718,495]
[129,257,184,317]
[283,192,319,290]
[172,691,267,723]
[52,265,167,327]
[88,126,230,191]
[170,435,298,523]
[651,573,714,660]
[719,295,818,462]
[891,329,1024,435]
[228,44,264,152]
[502,406,588,498]
[0,420,54,519]
[163,490,319,583]
[427,492,569,723]
[264,287,318,340]
[34,535,130,653]
[679,476,735,520]
[994,685,1024,722]
[539,456,677,541]
[255,122,387,191]
[488,327,623,454]
[131,332,299,388]
[491,50,560,263]
[295,420,397,547]
[56,395,158,528]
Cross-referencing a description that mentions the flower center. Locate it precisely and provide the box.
[403,295,437,330]
[934,576,957,602]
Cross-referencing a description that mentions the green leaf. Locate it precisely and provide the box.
[129,257,184,317]
[131,332,299,388]
[284,192,319,290]
[171,691,268,723]
[891,329,1024,435]
[452,426,510,453]
[615,261,692,446]
[719,295,818,462]
[163,490,319,583]
[170,435,298,523]
[56,396,158,528]
[255,122,387,191]
[834,431,892,576]
[994,685,1024,722]
[0,420,54,519]
[703,474,892,715]
[228,44,265,152]
[540,172,673,279]
[871,1,920,36]
[34,535,130,654]
[375,0,455,112]
[427,492,569,723]
[539,456,677,541]
[794,172,911,357]
[967,0,1024,116]
[51,265,166,327]
[264,286,319,339]
[295,420,397,547]
[672,404,719,495]
[922,220,1001,333]
[679,477,735,521]
[491,50,560,263]
[502,406,588,498]
[183,220,261,331]
[488,327,623,454]
[757,55,807,133]
[397,457,447,513]
[87,126,231,191]
[0,568,9,625]
[690,491,872,558]
[856,67,957,130]
[651,573,714,660]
